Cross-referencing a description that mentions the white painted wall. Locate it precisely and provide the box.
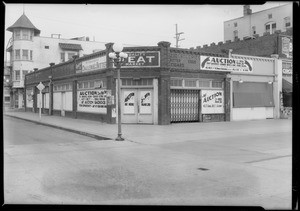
[65,91,73,111]
[44,93,49,109]
[232,107,274,121]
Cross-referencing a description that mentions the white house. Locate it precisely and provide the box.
[5,13,106,108]
[224,3,293,42]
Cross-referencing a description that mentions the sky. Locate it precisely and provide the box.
[4,2,290,51]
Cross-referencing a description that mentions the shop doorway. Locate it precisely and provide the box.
[170,89,200,123]
[121,89,153,124]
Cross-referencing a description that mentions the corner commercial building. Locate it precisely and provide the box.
[24,41,284,124]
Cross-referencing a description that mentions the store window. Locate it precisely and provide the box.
[15,49,20,60]
[122,78,153,86]
[22,50,29,60]
[198,80,210,88]
[233,82,274,107]
[15,70,20,81]
[184,79,197,87]
[212,81,223,88]
[77,80,107,90]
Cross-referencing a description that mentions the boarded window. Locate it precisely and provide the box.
[233,82,274,108]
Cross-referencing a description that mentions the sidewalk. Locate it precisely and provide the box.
[4,110,292,145]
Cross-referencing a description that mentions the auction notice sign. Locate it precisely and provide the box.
[200,56,253,73]
[201,90,224,114]
[77,89,107,113]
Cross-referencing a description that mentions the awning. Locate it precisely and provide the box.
[59,43,83,51]
[282,77,292,93]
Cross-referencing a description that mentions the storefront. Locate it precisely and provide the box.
[229,54,276,121]
[24,41,230,125]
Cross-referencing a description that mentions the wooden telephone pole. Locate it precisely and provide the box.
[174,24,185,48]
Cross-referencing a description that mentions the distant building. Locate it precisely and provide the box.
[224,3,293,42]
[5,13,106,108]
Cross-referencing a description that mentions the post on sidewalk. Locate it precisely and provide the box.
[36,82,45,121]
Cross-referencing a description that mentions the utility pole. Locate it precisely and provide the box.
[174,24,185,48]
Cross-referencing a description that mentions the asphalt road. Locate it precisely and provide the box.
[3,116,292,208]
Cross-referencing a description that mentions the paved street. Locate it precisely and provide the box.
[4,115,292,209]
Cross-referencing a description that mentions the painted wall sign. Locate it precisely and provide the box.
[201,90,224,114]
[76,56,106,73]
[169,53,200,69]
[77,89,107,113]
[139,90,152,114]
[281,37,293,59]
[200,56,253,72]
[124,91,135,114]
[121,51,160,68]
[282,61,292,75]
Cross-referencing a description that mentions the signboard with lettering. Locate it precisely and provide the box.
[139,90,152,114]
[201,90,224,114]
[120,51,160,68]
[169,53,200,69]
[200,56,253,73]
[76,56,106,73]
[77,89,107,113]
[124,91,135,114]
[281,37,293,59]
[282,61,292,75]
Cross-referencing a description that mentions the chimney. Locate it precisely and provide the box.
[243,5,252,16]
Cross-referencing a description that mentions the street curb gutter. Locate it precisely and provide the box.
[4,114,112,141]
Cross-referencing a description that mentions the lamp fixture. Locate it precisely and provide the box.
[239,79,243,83]
[268,81,273,84]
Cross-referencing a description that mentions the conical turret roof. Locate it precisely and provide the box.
[7,14,41,35]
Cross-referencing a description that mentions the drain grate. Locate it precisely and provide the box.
[197,168,209,171]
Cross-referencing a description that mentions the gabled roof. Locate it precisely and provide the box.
[59,43,83,51]
[7,14,41,35]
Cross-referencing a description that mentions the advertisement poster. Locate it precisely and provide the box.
[124,91,135,114]
[76,56,106,73]
[139,91,152,114]
[77,89,107,113]
[200,56,253,73]
[119,51,160,68]
[169,53,200,69]
[201,90,224,114]
[281,37,293,59]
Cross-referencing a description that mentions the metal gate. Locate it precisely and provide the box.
[170,89,199,122]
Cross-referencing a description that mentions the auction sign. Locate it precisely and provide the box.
[77,89,107,113]
[201,90,224,114]
[200,56,253,73]
[120,51,160,68]
[76,56,106,73]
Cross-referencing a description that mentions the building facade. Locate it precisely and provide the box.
[224,3,293,42]
[25,41,233,125]
[5,14,106,109]
[191,30,293,119]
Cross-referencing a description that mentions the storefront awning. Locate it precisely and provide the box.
[59,43,83,51]
[282,77,292,93]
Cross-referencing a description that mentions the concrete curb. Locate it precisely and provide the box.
[4,114,112,141]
